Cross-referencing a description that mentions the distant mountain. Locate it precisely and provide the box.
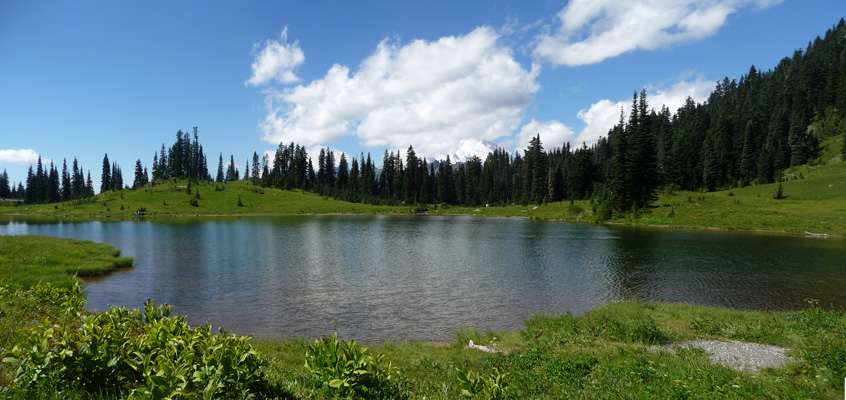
[447,139,503,164]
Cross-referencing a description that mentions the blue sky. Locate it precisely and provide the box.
[1,0,844,189]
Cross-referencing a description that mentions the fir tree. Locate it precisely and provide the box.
[101,154,111,193]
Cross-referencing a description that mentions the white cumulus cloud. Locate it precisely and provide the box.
[533,0,783,66]
[507,119,575,153]
[258,26,541,161]
[576,75,715,144]
[245,27,305,86]
[0,149,42,165]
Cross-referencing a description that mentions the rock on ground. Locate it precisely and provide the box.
[654,340,795,373]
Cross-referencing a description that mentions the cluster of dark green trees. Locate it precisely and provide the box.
[151,127,211,182]
[2,158,95,204]
[248,138,604,207]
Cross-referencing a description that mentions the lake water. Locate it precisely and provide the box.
[2,215,845,342]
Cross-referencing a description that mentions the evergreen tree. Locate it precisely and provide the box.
[47,162,59,203]
[61,160,71,201]
[101,154,112,193]
[216,153,224,183]
[608,107,632,211]
[134,159,145,189]
[226,155,235,182]
[35,156,46,202]
[25,166,35,203]
[337,153,349,191]
[0,169,11,198]
[436,156,455,204]
[252,152,260,184]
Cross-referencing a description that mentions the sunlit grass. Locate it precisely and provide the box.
[0,235,133,289]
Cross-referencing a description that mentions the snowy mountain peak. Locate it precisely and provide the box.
[447,139,502,163]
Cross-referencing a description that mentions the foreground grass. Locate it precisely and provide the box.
[2,237,845,399]
[0,235,133,289]
[3,285,844,399]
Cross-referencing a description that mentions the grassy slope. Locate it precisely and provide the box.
[0,179,407,218]
[1,137,844,236]
[442,149,846,236]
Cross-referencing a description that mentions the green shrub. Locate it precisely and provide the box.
[455,367,508,399]
[304,332,397,392]
[2,286,269,399]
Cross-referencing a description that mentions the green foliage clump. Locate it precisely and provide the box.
[455,367,508,399]
[2,285,269,399]
[304,332,397,393]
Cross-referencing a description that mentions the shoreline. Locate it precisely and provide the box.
[3,210,844,240]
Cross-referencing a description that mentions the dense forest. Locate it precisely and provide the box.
[4,19,845,215]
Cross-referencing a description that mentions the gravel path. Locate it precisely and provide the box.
[654,340,795,373]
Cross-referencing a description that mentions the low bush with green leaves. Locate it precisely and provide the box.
[2,284,269,399]
[304,332,397,393]
[455,367,508,399]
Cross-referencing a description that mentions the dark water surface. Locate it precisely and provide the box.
[3,215,845,342]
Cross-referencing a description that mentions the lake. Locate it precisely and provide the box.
[2,215,845,342]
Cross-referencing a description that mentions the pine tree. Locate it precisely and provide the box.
[47,162,59,203]
[101,154,111,193]
[61,160,71,201]
[0,169,10,198]
[216,153,224,183]
[252,152,260,184]
[608,106,632,211]
[134,159,145,189]
[337,153,349,191]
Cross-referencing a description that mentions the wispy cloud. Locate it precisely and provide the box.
[245,27,305,86]
[533,0,783,67]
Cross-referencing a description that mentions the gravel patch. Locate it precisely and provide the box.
[653,340,795,373]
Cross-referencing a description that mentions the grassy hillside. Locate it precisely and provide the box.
[0,179,406,217]
[2,142,844,236]
[442,154,846,236]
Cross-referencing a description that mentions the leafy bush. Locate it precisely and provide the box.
[2,286,269,399]
[304,332,397,392]
[455,367,508,399]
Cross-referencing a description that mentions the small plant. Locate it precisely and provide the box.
[456,367,508,399]
[304,332,397,392]
[237,196,244,207]
[773,182,785,199]
[189,198,199,207]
